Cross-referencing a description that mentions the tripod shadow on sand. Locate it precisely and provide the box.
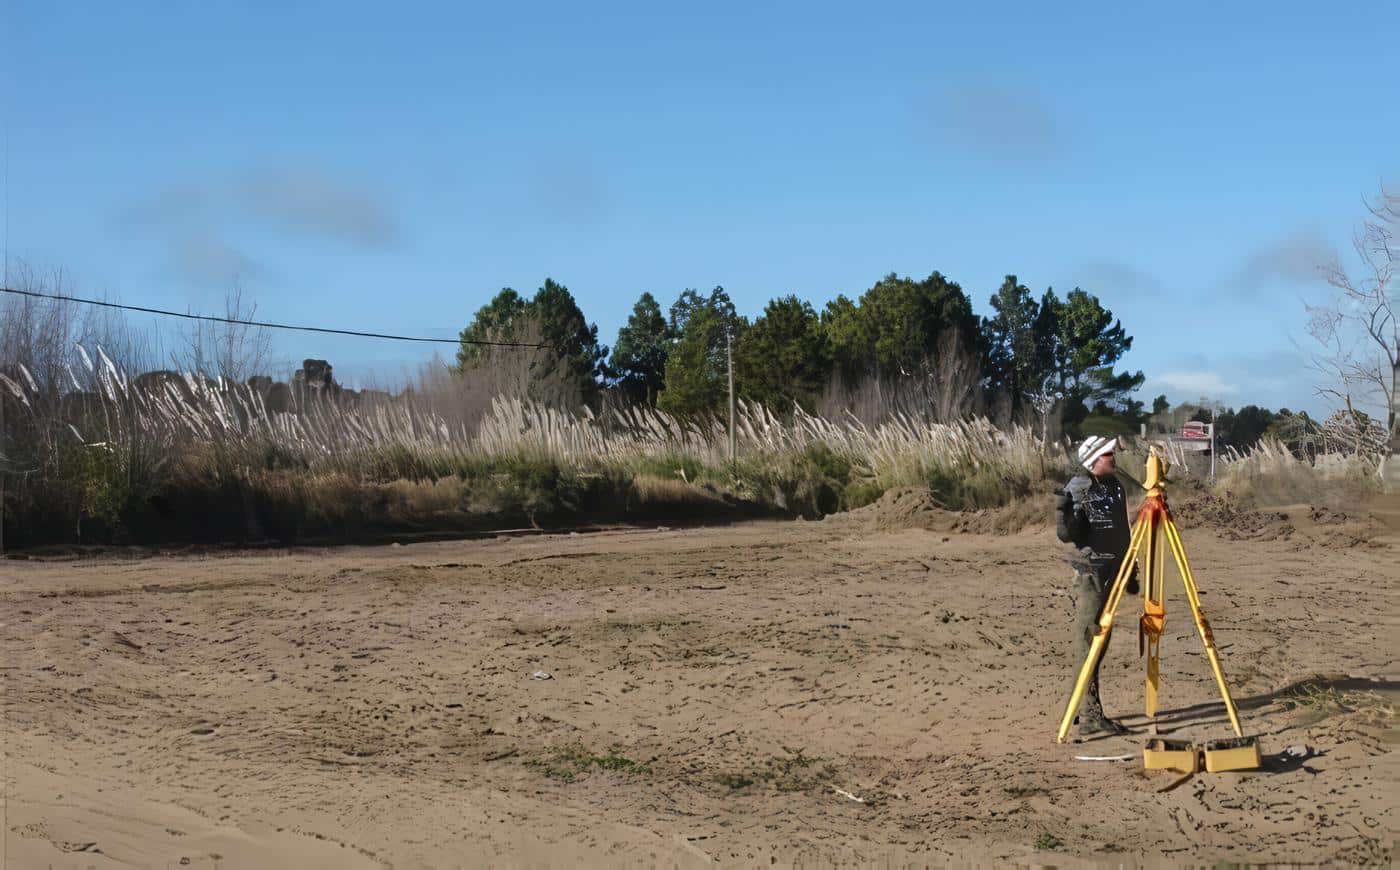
[1115,675,1400,736]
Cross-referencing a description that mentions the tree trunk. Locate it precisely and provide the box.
[1390,356,1398,449]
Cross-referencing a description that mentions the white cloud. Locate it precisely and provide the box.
[1073,260,1166,298]
[237,167,398,246]
[118,165,398,247]
[113,164,398,290]
[1152,370,1237,397]
[167,234,265,288]
[933,79,1061,161]
[1222,227,1334,298]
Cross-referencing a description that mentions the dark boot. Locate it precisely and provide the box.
[1074,682,1128,737]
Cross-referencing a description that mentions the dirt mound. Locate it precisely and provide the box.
[826,482,1389,549]
[835,486,946,531]
[828,486,1046,535]
[1171,491,1295,542]
[1170,491,1389,549]
[1286,504,1388,549]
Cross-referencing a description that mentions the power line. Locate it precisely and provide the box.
[0,286,559,350]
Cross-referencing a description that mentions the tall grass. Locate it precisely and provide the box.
[1,338,1056,546]
[1215,438,1381,508]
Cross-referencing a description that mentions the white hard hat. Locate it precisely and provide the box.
[1077,436,1118,470]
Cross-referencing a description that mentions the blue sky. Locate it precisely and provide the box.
[4,1,1396,413]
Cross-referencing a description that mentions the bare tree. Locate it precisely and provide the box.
[815,330,984,427]
[1028,374,1058,449]
[0,260,156,388]
[0,261,82,391]
[923,329,983,423]
[413,316,583,435]
[170,279,274,382]
[1307,185,1398,460]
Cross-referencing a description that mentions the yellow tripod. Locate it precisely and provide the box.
[1055,449,1244,743]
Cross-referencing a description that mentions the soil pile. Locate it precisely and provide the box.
[1172,490,1295,542]
[829,486,1047,535]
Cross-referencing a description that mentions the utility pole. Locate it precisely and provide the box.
[1,395,5,557]
[1209,421,1216,480]
[726,331,736,464]
[2,119,7,556]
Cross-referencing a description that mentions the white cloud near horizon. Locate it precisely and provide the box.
[1150,370,1238,397]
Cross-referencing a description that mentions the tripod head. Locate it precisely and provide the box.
[1142,445,1171,497]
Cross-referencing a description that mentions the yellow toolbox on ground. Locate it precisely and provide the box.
[1202,737,1261,772]
[1143,739,1199,773]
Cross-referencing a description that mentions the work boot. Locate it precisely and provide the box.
[1073,709,1129,738]
[1074,688,1129,738]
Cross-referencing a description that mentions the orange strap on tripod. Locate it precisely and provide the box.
[1139,605,1164,656]
[1135,495,1166,656]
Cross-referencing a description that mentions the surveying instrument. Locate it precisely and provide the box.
[1055,447,1258,770]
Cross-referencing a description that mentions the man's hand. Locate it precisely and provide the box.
[1056,486,1089,545]
[1054,489,1080,544]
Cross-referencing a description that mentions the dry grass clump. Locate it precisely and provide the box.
[629,474,731,510]
[1279,681,1396,729]
[1215,438,1381,509]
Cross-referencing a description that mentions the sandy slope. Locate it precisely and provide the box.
[1,501,1395,867]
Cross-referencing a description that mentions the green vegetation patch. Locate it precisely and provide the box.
[525,744,653,783]
[713,745,838,793]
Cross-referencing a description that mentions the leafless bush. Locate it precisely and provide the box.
[169,280,274,382]
[1,261,159,388]
[415,316,583,434]
[817,331,984,426]
[2,263,85,391]
[1308,185,1397,459]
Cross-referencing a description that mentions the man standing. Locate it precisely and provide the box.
[1055,435,1138,738]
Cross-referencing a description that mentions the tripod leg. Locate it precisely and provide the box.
[1144,514,1162,718]
[1144,514,1168,719]
[1056,517,1148,743]
[1162,517,1244,737]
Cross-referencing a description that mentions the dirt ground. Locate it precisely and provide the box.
[2,494,1397,868]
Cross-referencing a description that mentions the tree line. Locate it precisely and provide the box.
[456,271,1153,436]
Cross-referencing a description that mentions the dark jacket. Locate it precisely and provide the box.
[1056,471,1135,584]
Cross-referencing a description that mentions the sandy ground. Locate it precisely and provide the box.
[2,496,1397,868]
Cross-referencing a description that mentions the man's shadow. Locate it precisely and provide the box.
[1260,744,1327,774]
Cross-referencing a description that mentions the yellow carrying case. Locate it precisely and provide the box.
[1202,737,1261,772]
[1143,738,1198,773]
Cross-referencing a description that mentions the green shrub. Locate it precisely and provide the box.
[842,478,886,510]
[58,443,134,532]
[925,464,1031,510]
